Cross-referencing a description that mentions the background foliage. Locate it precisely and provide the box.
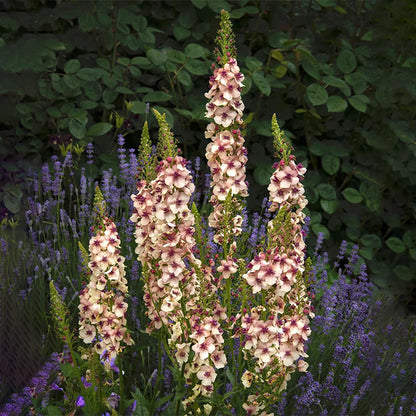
[0,0,415,307]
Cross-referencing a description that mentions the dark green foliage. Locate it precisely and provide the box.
[0,1,415,305]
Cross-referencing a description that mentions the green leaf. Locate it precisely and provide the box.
[316,183,336,200]
[190,0,207,9]
[342,187,363,203]
[118,7,137,24]
[337,49,356,74]
[68,119,86,139]
[173,25,191,41]
[385,237,406,253]
[185,59,208,75]
[64,59,81,74]
[326,96,348,112]
[301,53,320,80]
[166,48,186,64]
[393,265,414,281]
[177,69,192,87]
[348,95,369,112]
[4,192,21,213]
[130,101,147,114]
[115,86,134,94]
[79,100,98,110]
[184,43,209,59]
[96,57,111,70]
[321,154,340,175]
[322,75,351,96]
[103,89,117,104]
[308,141,326,156]
[306,83,328,106]
[275,64,287,78]
[87,122,112,137]
[230,6,259,18]
[146,48,167,66]
[344,72,367,94]
[78,12,97,32]
[84,81,102,100]
[254,165,274,186]
[63,74,80,90]
[359,246,374,261]
[77,68,101,81]
[252,72,271,96]
[245,56,263,72]
[360,233,382,249]
[132,15,147,32]
[311,224,330,240]
[320,199,338,214]
[208,0,231,12]
[403,230,416,248]
[132,57,153,69]
[143,91,173,102]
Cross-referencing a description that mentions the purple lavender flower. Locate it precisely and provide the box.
[76,395,86,407]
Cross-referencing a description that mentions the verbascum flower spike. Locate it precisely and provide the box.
[238,117,312,414]
[205,10,248,247]
[137,120,157,182]
[153,108,178,160]
[215,9,237,66]
[271,113,292,164]
[79,193,133,369]
[131,112,226,408]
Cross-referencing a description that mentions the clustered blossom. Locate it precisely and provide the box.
[131,155,227,406]
[131,156,199,331]
[78,219,133,366]
[268,157,307,221]
[205,57,248,243]
[238,148,312,413]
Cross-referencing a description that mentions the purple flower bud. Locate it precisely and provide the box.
[76,396,86,407]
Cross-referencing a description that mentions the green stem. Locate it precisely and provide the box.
[119,355,125,414]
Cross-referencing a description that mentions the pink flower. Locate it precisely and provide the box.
[196,365,217,386]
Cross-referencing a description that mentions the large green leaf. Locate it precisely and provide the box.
[146,48,167,66]
[184,43,209,59]
[68,119,86,139]
[342,187,363,203]
[64,59,81,74]
[86,122,112,137]
[348,95,369,112]
[306,83,328,106]
[360,233,382,249]
[337,49,356,74]
[385,237,406,253]
[252,72,271,96]
[320,199,338,214]
[321,154,340,175]
[143,91,173,102]
[316,183,336,200]
[326,96,348,112]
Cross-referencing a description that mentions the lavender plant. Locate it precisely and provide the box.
[279,239,416,416]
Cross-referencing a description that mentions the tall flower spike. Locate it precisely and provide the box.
[137,120,157,182]
[205,10,248,246]
[153,108,178,160]
[271,113,292,164]
[215,10,237,66]
[92,186,106,229]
